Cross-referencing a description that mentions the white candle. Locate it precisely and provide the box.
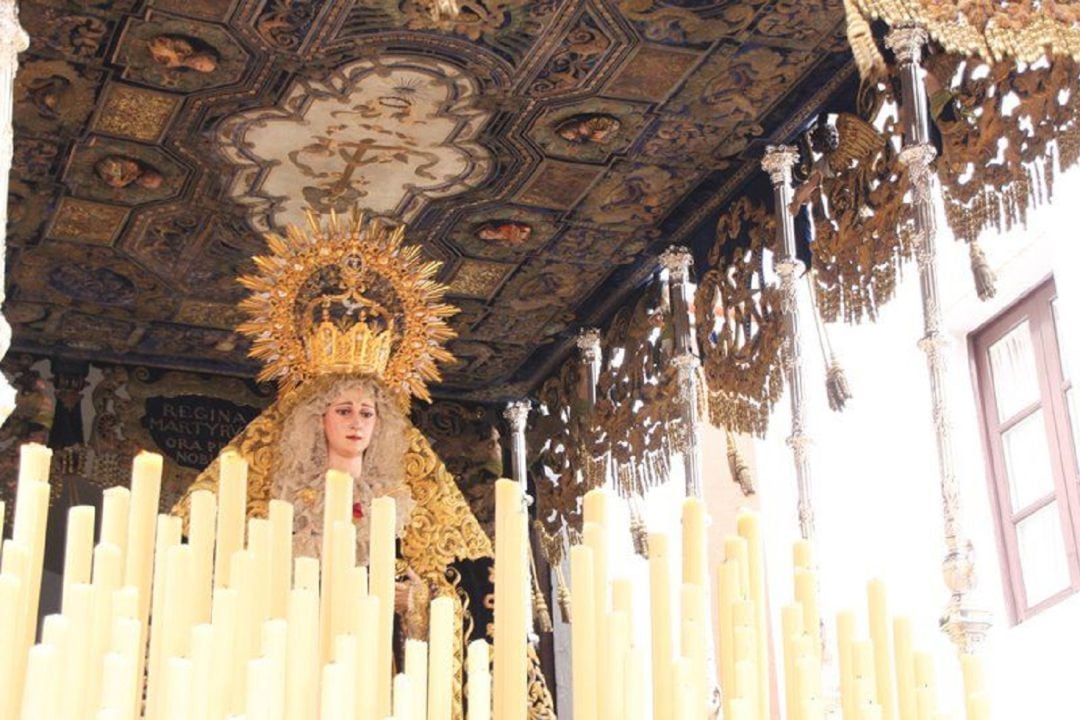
[606,610,630,720]
[100,487,131,572]
[794,568,820,661]
[405,639,429,720]
[230,549,256,713]
[16,442,51,488]
[100,651,138,720]
[959,654,985,707]
[894,617,916,720]
[20,643,58,720]
[612,577,633,619]
[581,521,609,718]
[330,520,357,641]
[287,588,319,720]
[781,603,804,720]
[190,624,214,720]
[166,657,194,720]
[268,500,293,620]
[320,663,349,720]
[145,515,181,720]
[247,656,276,720]
[126,452,163,619]
[681,583,708,718]
[369,495,397,718]
[356,594,381,720]
[262,619,288,720]
[966,693,989,720]
[867,580,897,720]
[570,544,597,720]
[738,511,769,720]
[210,588,239,720]
[1,574,26,718]
[624,646,647,720]
[494,479,527,720]
[334,633,358,714]
[320,469,352,663]
[89,543,123,710]
[853,641,878,709]
[671,657,693,720]
[428,595,456,720]
[466,639,490,720]
[393,673,412,720]
[188,490,217,625]
[837,610,857,720]
[682,498,707,587]
[582,489,610,614]
[248,518,272,631]
[724,536,749,599]
[12,468,49,701]
[294,557,319,592]
[62,506,95,613]
[59,582,93,720]
[648,533,673,720]
[215,450,248,588]
[717,559,739,711]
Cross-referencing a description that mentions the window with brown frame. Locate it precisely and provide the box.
[972,279,1080,623]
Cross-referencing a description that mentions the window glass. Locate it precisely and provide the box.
[1001,409,1056,513]
[1016,502,1072,606]
[989,320,1041,422]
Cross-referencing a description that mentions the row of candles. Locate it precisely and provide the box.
[0,441,990,719]
[0,443,522,720]
[565,489,991,720]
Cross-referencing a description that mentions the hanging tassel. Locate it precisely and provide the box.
[808,270,852,413]
[825,355,854,412]
[532,578,554,633]
[726,430,755,496]
[969,239,997,301]
[554,565,571,624]
[527,539,553,633]
[842,0,886,81]
[629,499,650,558]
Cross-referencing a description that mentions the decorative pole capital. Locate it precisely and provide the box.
[761,145,800,186]
[503,399,531,434]
[884,23,929,66]
[658,245,693,283]
[575,327,602,361]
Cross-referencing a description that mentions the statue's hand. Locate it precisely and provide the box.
[394,578,411,614]
[394,567,424,614]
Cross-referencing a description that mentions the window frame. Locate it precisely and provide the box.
[971,278,1080,624]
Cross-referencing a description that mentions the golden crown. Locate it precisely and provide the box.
[237,210,457,402]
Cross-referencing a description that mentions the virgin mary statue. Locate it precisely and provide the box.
[173,211,555,719]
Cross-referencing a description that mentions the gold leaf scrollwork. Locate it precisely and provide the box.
[695,197,785,437]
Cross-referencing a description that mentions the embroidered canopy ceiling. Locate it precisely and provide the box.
[6,0,855,402]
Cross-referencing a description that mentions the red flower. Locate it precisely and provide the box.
[352,502,363,520]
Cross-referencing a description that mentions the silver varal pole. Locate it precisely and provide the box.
[762,145,816,540]
[658,245,704,499]
[504,399,538,640]
[886,24,990,653]
[576,328,602,410]
[658,245,723,713]
[0,2,27,426]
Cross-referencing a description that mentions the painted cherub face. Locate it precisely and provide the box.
[322,386,378,461]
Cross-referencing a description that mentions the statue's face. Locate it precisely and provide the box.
[323,386,378,461]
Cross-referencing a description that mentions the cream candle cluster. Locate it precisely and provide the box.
[0,444,502,720]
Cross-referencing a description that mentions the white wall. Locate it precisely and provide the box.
[754,167,1080,719]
